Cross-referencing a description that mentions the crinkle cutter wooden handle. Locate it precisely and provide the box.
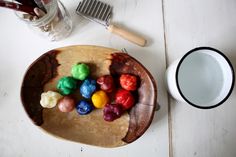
[76,0,147,47]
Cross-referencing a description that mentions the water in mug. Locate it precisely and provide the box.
[178,51,224,106]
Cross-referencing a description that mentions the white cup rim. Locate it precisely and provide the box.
[175,47,235,109]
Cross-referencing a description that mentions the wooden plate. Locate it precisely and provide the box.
[20,45,157,147]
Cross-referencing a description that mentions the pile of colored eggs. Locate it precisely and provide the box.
[40,63,139,122]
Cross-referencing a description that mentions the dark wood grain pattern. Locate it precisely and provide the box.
[110,53,157,143]
[21,50,59,125]
[20,46,157,146]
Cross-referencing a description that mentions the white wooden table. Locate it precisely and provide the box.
[0,0,235,156]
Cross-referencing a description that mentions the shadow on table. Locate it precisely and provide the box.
[226,53,236,97]
[128,48,168,125]
[65,4,91,37]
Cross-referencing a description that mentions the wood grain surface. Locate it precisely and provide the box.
[20,45,157,148]
[163,0,236,156]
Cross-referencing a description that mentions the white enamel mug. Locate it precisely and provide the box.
[165,47,235,109]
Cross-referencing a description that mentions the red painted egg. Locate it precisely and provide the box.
[115,89,135,110]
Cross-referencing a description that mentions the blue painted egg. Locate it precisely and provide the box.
[80,79,97,98]
[76,100,93,115]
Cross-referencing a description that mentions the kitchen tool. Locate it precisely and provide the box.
[15,0,38,8]
[14,0,72,41]
[14,0,46,12]
[33,0,47,13]
[0,0,36,16]
[76,0,147,47]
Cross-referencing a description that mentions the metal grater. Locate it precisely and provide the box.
[76,0,112,27]
[76,0,146,47]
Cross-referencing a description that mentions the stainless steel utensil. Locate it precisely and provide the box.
[76,0,146,47]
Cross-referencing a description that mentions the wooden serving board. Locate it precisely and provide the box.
[21,45,157,147]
